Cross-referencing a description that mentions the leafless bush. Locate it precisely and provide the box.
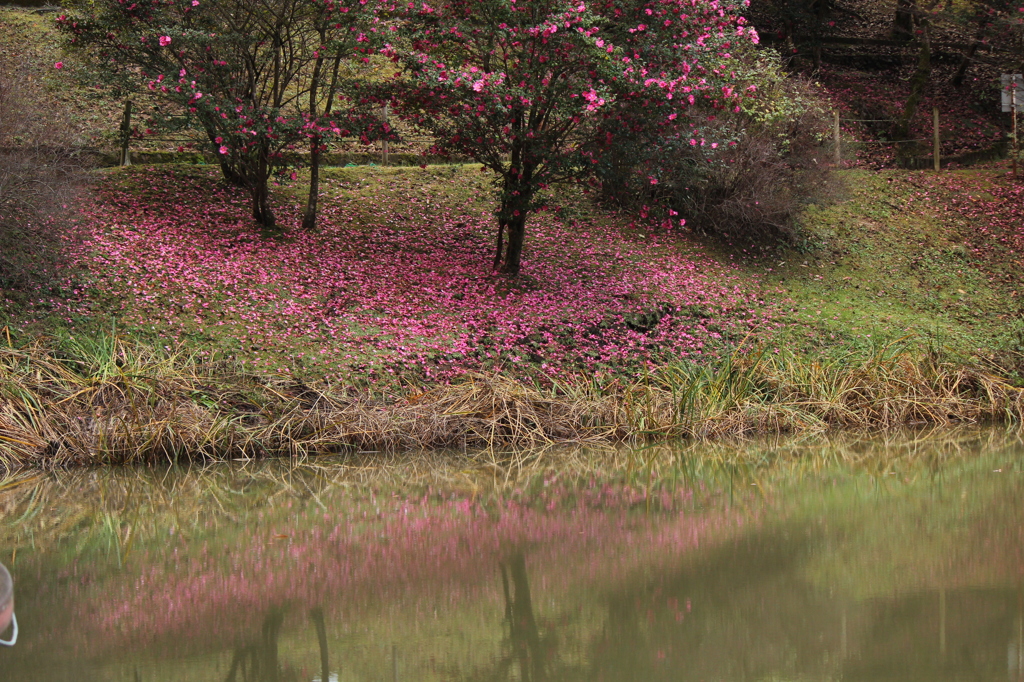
[682,83,841,242]
[0,58,86,293]
[599,66,842,244]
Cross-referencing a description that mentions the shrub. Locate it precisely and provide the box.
[599,50,838,244]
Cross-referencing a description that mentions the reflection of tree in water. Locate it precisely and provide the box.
[453,537,846,682]
[843,587,1023,682]
[310,608,330,682]
[588,525,1024,682]
[588,528,840,682]
[501,553,546,682]
[224,610,286,682]
[448,552,577,682]
[224,608,332,682]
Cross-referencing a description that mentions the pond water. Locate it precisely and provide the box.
[0,428,1022,681]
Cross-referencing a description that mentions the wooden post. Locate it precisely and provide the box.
[119,99,133,167]
[939,588,946,658]
[840,609,848,659]
[1016,598,1023,681]
[1014,85,1019,180]
[834,110,841,165]
[933,107,940,171]
[382,104,389,167]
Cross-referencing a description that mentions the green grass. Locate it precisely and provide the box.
[7,0,1024,464]
[7,0,1020,371]
[761,169,1022,363]
[5,163,1024,469]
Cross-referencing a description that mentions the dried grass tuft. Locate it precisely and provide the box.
[1,334,1022,471]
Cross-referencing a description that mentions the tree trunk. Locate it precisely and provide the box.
[893,0,916,40]
[201,124,246,186]
[251,182,275,228]
[250,150,276,229]
[501,211,528,275]
[809,0,834,17]
[302,139,321,231]
[303,39,325,232]
[952,37,981,87]
[218,160,246,187]
[495,167,534,276]
[894,24,931,150]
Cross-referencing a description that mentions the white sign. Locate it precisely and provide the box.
[1002,74,1023,112]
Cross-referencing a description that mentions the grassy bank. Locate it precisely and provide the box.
[1,331,1020,470]
[6,9,1024,469]
[4,162,1024,469]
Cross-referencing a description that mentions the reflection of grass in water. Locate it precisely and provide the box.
[788,433,1024,599]
[0,461,343,564]
[0,426,1015,614]
[4,460,750,660]
[0,425,1018,564]
[0,430,1020,680]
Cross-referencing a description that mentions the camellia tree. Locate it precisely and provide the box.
[57,0,376,230]
[375,0,756,274]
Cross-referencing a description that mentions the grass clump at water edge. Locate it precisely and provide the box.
[1,332,1022,471]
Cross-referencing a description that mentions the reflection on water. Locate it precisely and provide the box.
[0,428,1022,681]
[498,554,546,682]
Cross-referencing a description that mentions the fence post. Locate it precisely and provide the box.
[1014,85,1019,180]
[119,99,133,167]
[833,110,841,165]
[382,104,389,167]
[933,107,940,171]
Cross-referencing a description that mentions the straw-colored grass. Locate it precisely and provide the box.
[1,333,1022,470]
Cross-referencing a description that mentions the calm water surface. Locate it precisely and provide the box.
[0,429,1022,681]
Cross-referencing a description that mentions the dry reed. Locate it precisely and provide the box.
[1,333,1022,471]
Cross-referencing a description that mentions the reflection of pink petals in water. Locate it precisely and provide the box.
[61,494,749,656]
[0,562,12,637]
[0,600,12,635]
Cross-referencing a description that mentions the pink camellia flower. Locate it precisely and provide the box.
[54,61,64,69]
[218,145,229,154]
[159,35,172,46]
